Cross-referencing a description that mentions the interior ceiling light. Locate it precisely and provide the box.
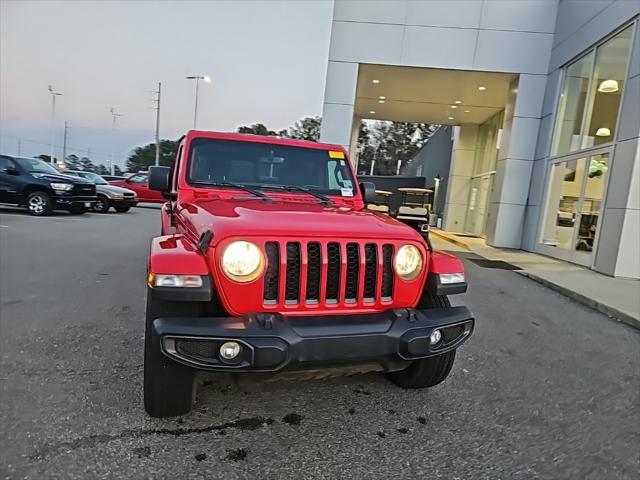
[478,86,486,91]
[464,110,471,113]
[598,79,619,93]
[378,96,386,100]
[378,99,385,104]
[596,127,611,137]
[372,79,380,84]
[369,110,376,114]
[450,105,457,109]
[448,116,455,120]
[455,100,462,104]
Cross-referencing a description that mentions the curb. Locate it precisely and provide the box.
[517,270,640,331]
[429,230,470,250]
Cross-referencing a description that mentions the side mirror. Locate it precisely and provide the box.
[149,166,171,192]
[3,166,19,176]
[359,181,376,204]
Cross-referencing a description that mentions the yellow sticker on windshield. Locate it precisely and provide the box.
[328,150,345,159]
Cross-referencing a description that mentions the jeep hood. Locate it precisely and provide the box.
[180,197,423,243]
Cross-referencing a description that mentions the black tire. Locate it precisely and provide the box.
[387,293,457,389]
[113,205,131,213]
[26,191,53,216]
[144,291,197,417]
[68,205,87,215]
[92,196,110,213]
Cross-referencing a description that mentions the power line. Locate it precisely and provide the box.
[1,134,111,158]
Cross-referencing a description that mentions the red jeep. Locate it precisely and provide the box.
[144,131,474,417]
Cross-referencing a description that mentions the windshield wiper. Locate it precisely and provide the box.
[258,184,333,206]
[190,181,271,202]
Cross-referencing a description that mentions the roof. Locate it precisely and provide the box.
[184,130,346,153]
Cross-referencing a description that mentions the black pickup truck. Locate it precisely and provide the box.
[0,155,97,216]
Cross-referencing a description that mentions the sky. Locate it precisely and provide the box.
[0,0,333,168]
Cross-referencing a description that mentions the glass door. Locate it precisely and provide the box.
[538,151,610,266]
[465,173,494,236]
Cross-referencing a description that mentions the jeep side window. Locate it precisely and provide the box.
[172,144,183,191]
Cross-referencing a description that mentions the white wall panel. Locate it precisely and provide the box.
[474,30,554,74]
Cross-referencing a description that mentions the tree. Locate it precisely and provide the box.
[126,139,179,173]
[65,154,81,170]
[95,164,109,175]
[80,157,95,172]
[236,123,279,136]
[114,165,124,176]
[286,116,321,142]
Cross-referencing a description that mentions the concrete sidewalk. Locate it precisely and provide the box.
[431,229,640,330]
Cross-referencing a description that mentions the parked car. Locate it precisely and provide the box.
[0,155,96,216]
[143,131,474,417]
[65,170,138,213]
[101,175,126,182]
[109,172,165,203]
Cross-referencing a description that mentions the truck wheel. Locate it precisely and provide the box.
[387,293,457,389]
[93,196,110,213]
[113,205,131,213]
[26,191,53,216]
[144,292,197,417]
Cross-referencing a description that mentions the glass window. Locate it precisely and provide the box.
[552,25,634,155]
[473,110,504,175]
[552,53,594,155]
[584,26,634,148]
[13,157,60,175]
[128,174,148,183]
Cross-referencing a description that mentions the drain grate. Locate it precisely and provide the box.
[468,259,522,270]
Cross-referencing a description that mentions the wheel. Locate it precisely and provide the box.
[67,205,87,215]
[144,290,198,417]
[387,293,457,389]
[113,205,131,213]
[92,196,110,213]
[26,191,52,216]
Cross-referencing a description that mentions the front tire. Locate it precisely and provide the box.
[92,196,110,213]
[387,293,457,389]
[144,291,197,417]
[113,205,131,213]
[26,191,53,216]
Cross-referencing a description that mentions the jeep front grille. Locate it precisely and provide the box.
[262,240,394,308]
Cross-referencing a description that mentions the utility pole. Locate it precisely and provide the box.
[154,82,161,166]
[109,107,123,176]
[48,85,63,164]
[86,147,91,161]
[62,121,69,165]
[17,138,21,156]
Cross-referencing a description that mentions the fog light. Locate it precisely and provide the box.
[219,341,242,360]
[430,329,442,345]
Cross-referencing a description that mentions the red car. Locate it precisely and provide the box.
[110,172,165,203]
[143,130,474,417]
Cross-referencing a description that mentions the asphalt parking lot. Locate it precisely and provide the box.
[1,206,638,479]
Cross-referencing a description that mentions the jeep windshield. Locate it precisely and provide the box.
[187,138,356,198]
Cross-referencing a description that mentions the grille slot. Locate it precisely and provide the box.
[285,242,301,303]
[306,242,321,303]
[175,340,217,359]
[363,243,377,301]
[345,243,360,302]
[325,242,341,303]
[381,244,394,299]
[263,242,280,304]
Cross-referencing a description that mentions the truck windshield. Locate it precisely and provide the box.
[187,138,356,197]
[13,157,60,175]
[78,172,109,185]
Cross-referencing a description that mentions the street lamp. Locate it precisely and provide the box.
[186,75,211,129]
[48,85,63,164]
[110,107,123,175]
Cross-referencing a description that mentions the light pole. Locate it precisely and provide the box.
[186,75,211,129]
[110,107,123,175]
[48,85,63,164]
[154,82,161,166]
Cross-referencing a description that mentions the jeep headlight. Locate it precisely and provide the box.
[50,182,73,191]
[221,241,264,282]
[394,244,423,280]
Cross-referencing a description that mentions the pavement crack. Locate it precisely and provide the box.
[30,415,273,460]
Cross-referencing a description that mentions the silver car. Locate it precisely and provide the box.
[64,170,138,213]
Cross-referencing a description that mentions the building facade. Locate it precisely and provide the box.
[319,0,640,278]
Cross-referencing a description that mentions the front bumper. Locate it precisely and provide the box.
[52,195,97,208]
[109,198,138,207]
[152,307,474,373]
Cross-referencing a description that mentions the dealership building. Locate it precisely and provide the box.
[319,0,640,279]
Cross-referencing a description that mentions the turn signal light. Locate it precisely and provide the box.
[147,273,203,288]
[439,273,465,284]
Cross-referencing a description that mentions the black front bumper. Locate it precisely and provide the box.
[52,195,97,208]
[109,198,138,207]
[152,307,474,373]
